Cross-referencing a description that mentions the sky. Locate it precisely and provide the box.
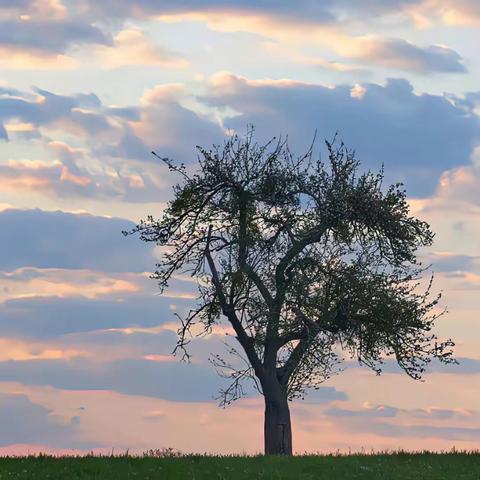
[0,0,480,455]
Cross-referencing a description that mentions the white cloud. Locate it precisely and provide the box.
[91,29,188,69]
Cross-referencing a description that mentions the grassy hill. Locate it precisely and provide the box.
[0,451,479,479]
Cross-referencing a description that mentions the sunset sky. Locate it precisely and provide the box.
[1,0,480,455]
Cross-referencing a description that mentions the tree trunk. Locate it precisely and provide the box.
[263,387,292,455]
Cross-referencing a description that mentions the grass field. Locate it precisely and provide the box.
[0,452,479,479]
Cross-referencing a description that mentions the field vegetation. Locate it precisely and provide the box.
[0,450,479,479]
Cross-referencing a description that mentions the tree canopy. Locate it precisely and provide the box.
[126,127,455,454]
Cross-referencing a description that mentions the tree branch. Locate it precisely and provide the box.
[205,225,264,379]
[243,264,274,307]
[267,225,329,343]
[277,307,336,384]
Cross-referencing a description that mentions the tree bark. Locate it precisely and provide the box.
[263,385,292,455]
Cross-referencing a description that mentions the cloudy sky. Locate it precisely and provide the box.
[0,0,480,455]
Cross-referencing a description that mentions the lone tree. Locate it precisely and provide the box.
[126,128,455,455]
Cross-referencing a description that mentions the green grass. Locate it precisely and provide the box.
[0,451,479,479]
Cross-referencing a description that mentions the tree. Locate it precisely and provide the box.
[126,128,455,455]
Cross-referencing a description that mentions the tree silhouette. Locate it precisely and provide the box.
[126,128,455,455]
